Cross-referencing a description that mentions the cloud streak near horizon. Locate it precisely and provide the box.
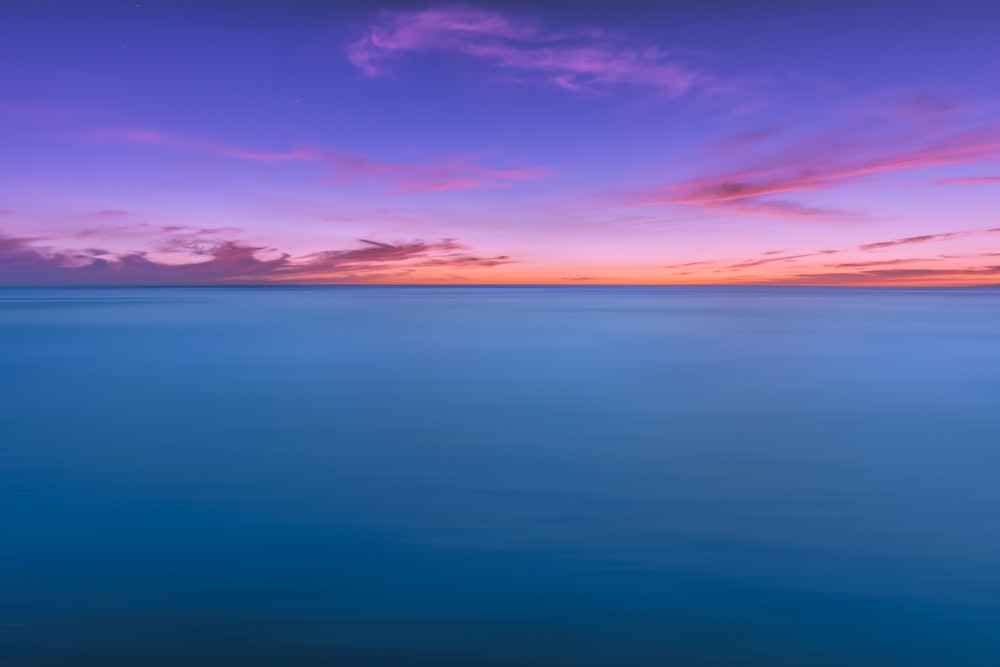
[0,232,513,285]
[654,226,1000,285]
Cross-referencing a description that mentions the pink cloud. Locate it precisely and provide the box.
[93,127,545,192]
[778,265,1000,286]
[658,225,1000,281]
[858,228,1000,251]
[74,222,243,243]
[828,258,936,268]
[0,232,513,285]
[627,94,1000,216]
[724,250,838,271]
[322,208,422,224]
[661,260,715,270]
[315,148,547,192]
[347,6,706,95]
[936,175,1000,185]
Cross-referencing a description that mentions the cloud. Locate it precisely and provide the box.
[661,260,715,269]
[0,233,514,285]
[939,252,1000,259]
[724,250,838,270]
[712,198,852,218]
[74,222,243,244]
[92,127,311,162]
[346,5,707,95]
[780,265,1000,286]
[627,93,1000,216]
[858,228,1000,251]
[94,127,545,192]
[936,175,1000,186]
[659,225,1000,283]
[316,149,547,192]
[828,258,936,269]
[322,208,422,224]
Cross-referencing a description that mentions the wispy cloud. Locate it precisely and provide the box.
[321,209,422,225]
[828,258,937,269]
[858,228,1000,251]
[661,260,715,270]
[74,222,244,244]
[936,175,1000,186]
[91,127,312,162]
[626,94,1000,217]
[91,209,131,218]
[659,225,1000,284]
[724,250,838,270]
[779,265,1000,286]
[317,149,546,193]
[347,5,708,96]
[0,233,513,285]
[93,127,545,192]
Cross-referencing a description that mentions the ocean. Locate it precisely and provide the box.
[4,286,999,665]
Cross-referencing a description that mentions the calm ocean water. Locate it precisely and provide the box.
[4,286,999,666]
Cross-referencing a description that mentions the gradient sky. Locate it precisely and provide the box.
[2,0,1000,285]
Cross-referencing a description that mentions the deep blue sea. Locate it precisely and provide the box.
[4,287,999,666]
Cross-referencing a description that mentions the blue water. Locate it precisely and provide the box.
[4,286,999,666]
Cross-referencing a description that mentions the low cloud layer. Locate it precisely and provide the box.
[779,265,1000,286]
[659,225,1000,285]
[0,233,513,285]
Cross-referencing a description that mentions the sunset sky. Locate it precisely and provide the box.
[2,0,1000,285]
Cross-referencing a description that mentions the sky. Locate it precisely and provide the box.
[2,0,1000,285]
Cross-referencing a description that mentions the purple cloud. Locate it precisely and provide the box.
[94,127,545,192]
[316,149,547,192]
[72,222,244,246]
[661,260,715,270]
[658,225,1000,281]
[322,209,422,225]
[828,258,934,268]
[858,228,1000,251]
[936,175,1000,185]
[0,233,513,285]
[724,250,838,270]
[627,94,1000,216]
[780,265,1000,285]
[347,5,706,95]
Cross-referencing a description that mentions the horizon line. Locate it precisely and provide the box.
[2,283,999,289]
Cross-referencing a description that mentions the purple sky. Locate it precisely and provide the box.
[2,0,1000,285]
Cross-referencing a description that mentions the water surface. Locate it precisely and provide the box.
[4,287,999,665]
